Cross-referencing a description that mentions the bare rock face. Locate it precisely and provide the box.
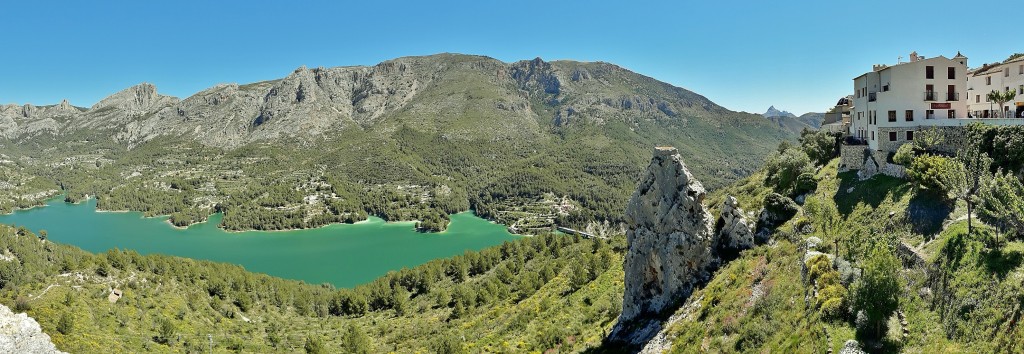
[618,146,716,326]
[714,195,755,257]
[0,304,66,354]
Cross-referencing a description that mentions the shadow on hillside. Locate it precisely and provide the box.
[981,247,1024,280]
[833,172,910,215]
[905,190,953,238]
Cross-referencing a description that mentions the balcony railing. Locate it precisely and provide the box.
[868,92,876,102]
[924,91,937,101]
[946,92,959,101]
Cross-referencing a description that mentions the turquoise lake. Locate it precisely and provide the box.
[0,198,519,288]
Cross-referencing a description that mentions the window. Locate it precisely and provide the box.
[926,66,935,79]
[858,112,862,120]
[906,131,914,141]
[888,110,897,122]
[872,131,875,140]
[1020,64,1023,75]
[987,76,992,85]
[948,67,955,79]
[926,109,935,119]
[889,131,897,141]
[948,110,956,119]
[1005,68,1010,77]
[977,95,981,103]
[1019,85,1023,95]
[905,110,914,121]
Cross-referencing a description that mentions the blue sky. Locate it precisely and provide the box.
[0,0,1011,115]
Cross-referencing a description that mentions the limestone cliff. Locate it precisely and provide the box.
[618,146,716,326]
[0,304,66,354]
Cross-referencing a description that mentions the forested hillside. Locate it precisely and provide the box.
[4,126,1024,352]
[0,54,796,234]
[0,224,624,353]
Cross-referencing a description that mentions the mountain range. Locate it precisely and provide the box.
[1,53,803,196]
[4,54,784,148]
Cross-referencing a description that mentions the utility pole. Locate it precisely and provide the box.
[208,334,213,354]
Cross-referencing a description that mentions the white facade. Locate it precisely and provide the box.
[966,57,1024,118]
[850,53,969,150]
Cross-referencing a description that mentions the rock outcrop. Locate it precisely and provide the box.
[617,146,716,326]
[755,192,799,241]
[714,195,755,258]
[0,304,66,354]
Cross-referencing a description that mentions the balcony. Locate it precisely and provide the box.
[946,92,959,101]
[868,92,876,102]
[924,91,937,101]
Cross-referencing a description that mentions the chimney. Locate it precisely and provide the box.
[910,51,920,62]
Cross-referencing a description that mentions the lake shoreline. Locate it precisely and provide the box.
[0,200,520,288]
[15,195,515,236]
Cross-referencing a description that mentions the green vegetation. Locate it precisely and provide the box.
[0,223,624,353]
[851,246,902,339]
[986,89,1018,118]
[6,110,1024,352]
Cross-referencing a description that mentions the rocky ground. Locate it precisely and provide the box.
[0,304,65,354]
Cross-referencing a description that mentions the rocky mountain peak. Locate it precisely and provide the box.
[617,146,716,327]
[57,99,73,111]
[763,105,796,118]
[91,82,171,112]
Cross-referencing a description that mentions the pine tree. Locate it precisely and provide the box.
[340,322,373,354]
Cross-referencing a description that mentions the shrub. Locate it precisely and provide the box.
[14,296,30,312]
[155,317,175,345]
[761,193,799,227]
[893,143,915,166]
[304,335,325,354]
[907,154,953,192]
[800,129,840,166]
[765,148,813,194]
[793,172,818,197]
[57,312,74,335]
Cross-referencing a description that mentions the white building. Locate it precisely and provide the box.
[820,96,851,133]
[850,52,969,151]
[966,56,1024,118]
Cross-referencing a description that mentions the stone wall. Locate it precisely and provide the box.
[839,144,868,172]
[876,125,967,154]
[841,145,906,179]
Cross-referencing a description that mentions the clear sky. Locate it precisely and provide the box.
[0,0,1013,115]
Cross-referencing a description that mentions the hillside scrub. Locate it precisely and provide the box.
[0,224,625,353]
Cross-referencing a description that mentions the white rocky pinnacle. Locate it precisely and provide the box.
[618,146,716,325]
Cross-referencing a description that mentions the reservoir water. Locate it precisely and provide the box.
[0,198,519,288]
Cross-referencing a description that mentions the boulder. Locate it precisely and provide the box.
[755,193,799,242]
[839,339,867,354]
[715,195,755,258]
